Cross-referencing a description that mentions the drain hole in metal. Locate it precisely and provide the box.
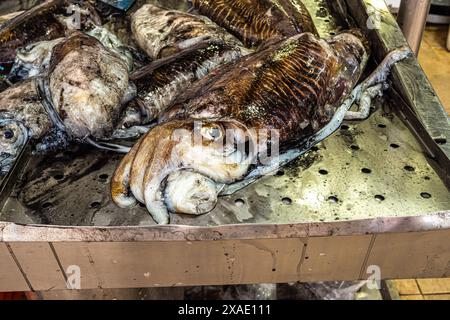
[235,199,245,207]
[375,195,385,201]
[319,169,328,175]
[434,138,447,145]
[351,145,360,151]
[328,196,339,203]
[276,170,285,176]
[420,192,432,199]
[390,143,400,149]
[361,168,372,174]
[90,202,101,208]
[282,197,292,205]
[404,165,415,172]
[42,202,53,209]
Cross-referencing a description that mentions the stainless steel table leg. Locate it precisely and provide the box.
[397,0,432,55]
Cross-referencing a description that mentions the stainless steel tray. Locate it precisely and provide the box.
[0,0,449,292]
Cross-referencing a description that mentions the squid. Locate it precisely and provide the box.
[111,29,411,224]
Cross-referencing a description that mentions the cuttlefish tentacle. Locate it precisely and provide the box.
[345,84,383,120]
[111,138,143,208]
[137,120,254,224]
[345,46,412,120]
[129,124,178,204]
[135,123,187,223]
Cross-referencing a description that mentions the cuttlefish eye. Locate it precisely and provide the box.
[4,129,14,139]
[0,119,29,176]
[1,126,18,143]
[0,120,28,147]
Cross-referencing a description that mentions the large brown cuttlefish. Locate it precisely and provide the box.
[111,29,411,224]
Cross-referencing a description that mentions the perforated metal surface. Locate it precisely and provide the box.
[1,101,449,227]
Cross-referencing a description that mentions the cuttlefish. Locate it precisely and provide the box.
[4,4,249,137]
[111,29,411,224]
[0,33,133,174]
[191,0,318,47]
[119,4,248,127]
[0,3,250,171]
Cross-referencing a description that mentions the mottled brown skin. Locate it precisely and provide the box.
[192,0,318,47]
[129,41,243,122]
[162,31,368,147]
[0,0,100,76]
[111,31,369,223]
[0,79,51,139]
[131,4,242,60]
[47,33,130,139]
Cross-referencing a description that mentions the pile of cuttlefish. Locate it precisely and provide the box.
[0,0,411,224]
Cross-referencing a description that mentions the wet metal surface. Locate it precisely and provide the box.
[347,0,450,163]
[0,0,449,227]
[1,107,449,227]
[302,0,344,39]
